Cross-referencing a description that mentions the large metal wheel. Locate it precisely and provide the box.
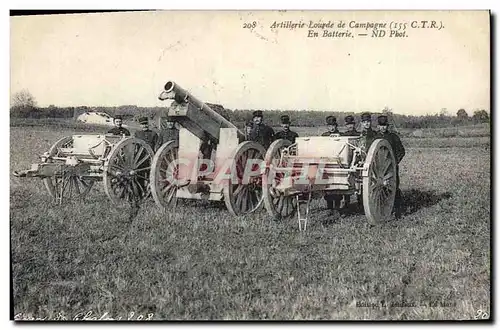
[362,139,397,224]
[223,141,266,216]
[43,136,95,202]
[150,140,179,209]
[262,139,297,219]
[103,137,154,205]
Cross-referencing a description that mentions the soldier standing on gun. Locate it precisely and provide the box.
[107,115,131,136]
[376,114,406,219]
[249,110,275,149]
[275,115,299,144]
[342,115,360,136]
[135,117,160,151]
[321,116,340,136]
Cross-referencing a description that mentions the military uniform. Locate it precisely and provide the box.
[359,113,377,152]
[356,113,377,211]
[135,117,160,151]
[321,116,343,213]
[341,115,360,136]
[321,116,340,136]
[376,115,406,218]
[244,121,253,141]
[248,110,275,149]
[275,115,299,144]
[107,126,131,136]
[159,127,180,144]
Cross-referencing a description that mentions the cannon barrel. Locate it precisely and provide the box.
[159,81,245,142]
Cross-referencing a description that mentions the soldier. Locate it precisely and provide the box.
[249,110,275,149]
[321,116,340,136]
[342,115,359,136]
[320,116,342,215]
[107,115,131,136]
[135,117,160,151]
[376,114,406,219]
[356,112,377,211]
[159,117,180,146]
[244,121,253,141]
[275,115,299,144]
[359,112,376,151]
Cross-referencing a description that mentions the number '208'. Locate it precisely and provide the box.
[243,21,257,29]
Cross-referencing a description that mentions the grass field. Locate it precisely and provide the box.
[10,124,491,320]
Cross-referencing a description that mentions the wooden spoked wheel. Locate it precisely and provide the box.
[150,140,180,209]
[262,139,297,219]
[103,138,154,205]
[362,139,397,224]
[43,136,95,203]
[223,141,266,216]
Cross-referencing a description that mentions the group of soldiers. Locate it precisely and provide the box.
[244,110,406,219]
[107,115,179,152]
[108,110,405,219]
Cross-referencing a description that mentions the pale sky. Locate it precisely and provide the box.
[10,10,490,115]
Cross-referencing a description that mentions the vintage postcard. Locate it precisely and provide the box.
[10,10,490,321]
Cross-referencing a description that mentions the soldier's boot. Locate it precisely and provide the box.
[326,200,334,210]
[394,188,403,219]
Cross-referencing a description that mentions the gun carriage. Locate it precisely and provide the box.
[150,81,265,215]
[262,135,397,230]
[13,134,154,205]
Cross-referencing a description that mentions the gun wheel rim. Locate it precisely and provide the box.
[150,140,179,209]
[262,139,297,220]
[223,141,266,216]
[103,138,154,205]
[362,139,397,224]
[43,136,95,202]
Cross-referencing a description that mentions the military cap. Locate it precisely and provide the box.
[280,115,291,124]
[138,116,149,124]
[245,121,253,127]
[326,116,337,125]
[377,115,389,125]
[345,115,355,124]
[114,115,123,120]
[361,112,371,121]
[253,110,263,118]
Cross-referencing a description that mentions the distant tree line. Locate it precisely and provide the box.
[10,90,490,129]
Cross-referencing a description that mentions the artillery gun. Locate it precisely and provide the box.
[150,81,265,215]
[262,135,397,230]
[13,134,154,205]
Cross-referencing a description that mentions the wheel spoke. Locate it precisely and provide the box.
[381,160,392,177]
[161,183,172,194]
[135,153,151,168]
[133,178,146,197]
[384,172,394,180]
[239,188,249,212]
[133,146,145,165]
[165,186,177,202]
[233,184,244,196]
[235,186,244,208]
